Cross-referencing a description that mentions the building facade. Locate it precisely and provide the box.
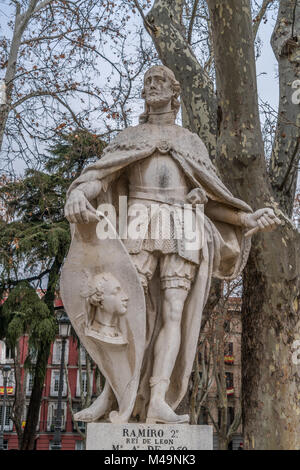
[0,298,243,450]
[0,320,96,450]
[198,297,243,450]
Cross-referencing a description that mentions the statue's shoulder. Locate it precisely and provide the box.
[167,124,206,148]
[169,124,208,154]
[110,125,137,142]
[171,125,219,175]
[106,123,209,153]
[100,125,159,163]
[102,126,141,156]
[108,124,150,145]
[174,124,207,144]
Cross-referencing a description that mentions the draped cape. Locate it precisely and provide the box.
[63,123,252,419]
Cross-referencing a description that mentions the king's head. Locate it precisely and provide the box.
[140,65,181,124]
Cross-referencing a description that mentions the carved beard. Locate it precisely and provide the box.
[145,89,173,109]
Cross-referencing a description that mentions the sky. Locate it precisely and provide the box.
[0,0,281,174]
[256,17,279,110]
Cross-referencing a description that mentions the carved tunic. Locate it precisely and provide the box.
[127,150,190,194]
[124,151,199,263]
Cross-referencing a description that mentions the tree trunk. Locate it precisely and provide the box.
[11,342,26,449]
[20,342,51,450]
[0,2,38,152]
[269,0,300,217]
[214,298,228,450]
[21,253,64,450]
[65,364,86,441]
[206,0,300,449]
[145,0,300,449]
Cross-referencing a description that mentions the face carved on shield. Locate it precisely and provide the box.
[81,271,129,345]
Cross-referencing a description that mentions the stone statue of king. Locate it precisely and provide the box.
[61,65,280,425]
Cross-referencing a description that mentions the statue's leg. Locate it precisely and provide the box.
[129,250,158,295]
[74,381,115,422]
[146,254,196,424]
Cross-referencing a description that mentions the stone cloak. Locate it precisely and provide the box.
[65,123,253,419]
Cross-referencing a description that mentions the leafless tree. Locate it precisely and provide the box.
[133,0,300,449]
[0,0,154,175]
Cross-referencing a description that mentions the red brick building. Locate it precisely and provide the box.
[0,305,95,450]
[1,296,243,450]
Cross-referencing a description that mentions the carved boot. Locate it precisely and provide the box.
[74,383,114,422]
[146,377,189,424]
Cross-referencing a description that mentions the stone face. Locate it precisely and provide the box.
[86,423,213,450]
[81,271,129,345]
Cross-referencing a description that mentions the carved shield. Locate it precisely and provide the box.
[60,217,146,423]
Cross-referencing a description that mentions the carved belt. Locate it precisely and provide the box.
[129,185,187,206]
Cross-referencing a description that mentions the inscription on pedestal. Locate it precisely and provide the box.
[86,423,213,450]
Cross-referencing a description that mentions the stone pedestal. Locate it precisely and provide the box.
[86,423,213,450]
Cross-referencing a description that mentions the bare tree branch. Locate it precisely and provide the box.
[33,0,53,15]
[132,0,157,32]
[187,0,200,44]
[253,0,275,38]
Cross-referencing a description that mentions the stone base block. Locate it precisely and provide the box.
[86,423,213,450]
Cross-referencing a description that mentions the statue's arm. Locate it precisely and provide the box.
[205,200,244,226]
[65,180,102,224]
[70,180,102,201]
[205,200,281,233]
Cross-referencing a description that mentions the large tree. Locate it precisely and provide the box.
[134,0,300,449]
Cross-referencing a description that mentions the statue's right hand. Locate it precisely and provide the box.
[64,190,99,224]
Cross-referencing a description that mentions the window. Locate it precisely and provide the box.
[76,371,93,397]
[72,405,86,432]
[228,406,235,426]
[2,440,8,450]
[5,346,13,360]
[225,342,233,355]
[0,370,14,396]
[0,341,4,362]
[224,321,231,333]
[26,372,34,396]
[198,407,208,425]
[79,345,86,365]
[226,372,234,389]
[50,370,67,397]
[52,340,69,365]
[28,347,38,364]
[0,341,15,362]
[47,402,67,431]
[75,440,85,450]
[0,405,13,431]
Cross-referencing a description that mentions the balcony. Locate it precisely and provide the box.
[0,386,14,396]
[39,420,66,432]
[226,387,235,396]
[224,355,234,365]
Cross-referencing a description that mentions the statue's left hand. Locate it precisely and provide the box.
[242,208,281,236]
